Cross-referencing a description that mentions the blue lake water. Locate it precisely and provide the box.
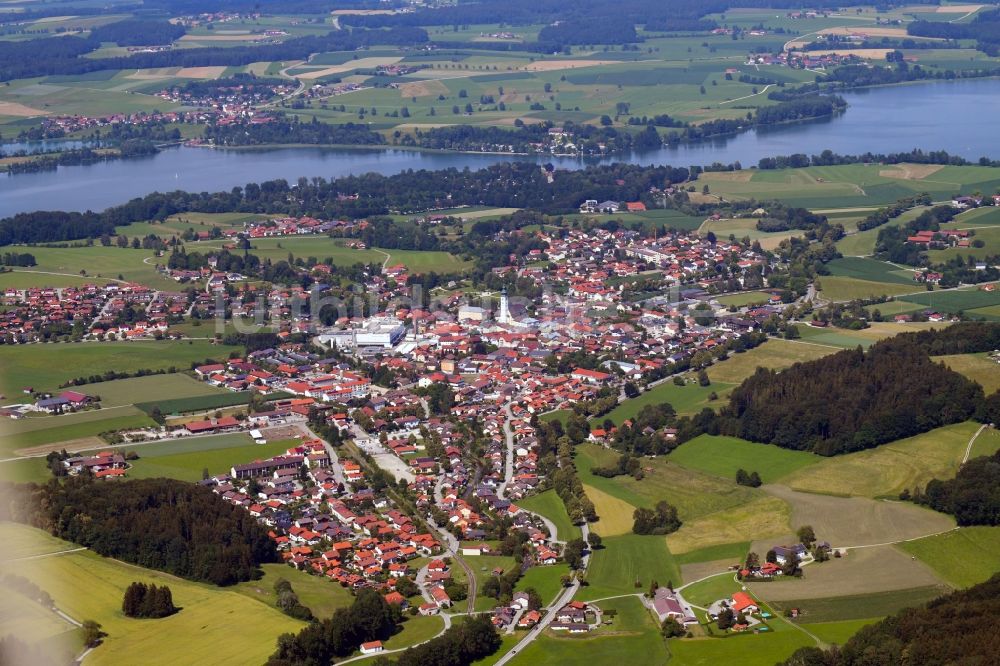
[1,78,998,217]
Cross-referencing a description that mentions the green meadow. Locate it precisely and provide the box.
[0,341,240,398]
[669,435,820,484]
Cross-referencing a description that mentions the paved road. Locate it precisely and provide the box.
[301,423,347,487]
[495,521,590,666]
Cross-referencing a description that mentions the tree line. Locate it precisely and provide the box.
[912,448,1000,526]
[265,588,400,665]
[1,477,278,586]
[0,161,690,247]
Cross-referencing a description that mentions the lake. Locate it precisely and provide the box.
[2,78,999,218]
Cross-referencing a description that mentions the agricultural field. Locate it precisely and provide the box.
[0,340,240,398]
[780,421,986,498]
[665,495,791,555]
[746,546,946,601]
[233,563,354,619]
[577,444,758,522]
[704,339,837,385]
[665,629,813,666]
[764,586,950,624]
[802,618,880,646]
[0,405,155,456]
[817,276,918,302]
[759,485,955,548]
[933,353,1000,394]
[714,290,775,307]
[4,244,177,290]
[510,596,668,666]
[580,533,681,600]
[826,257,915,285]
[668,435,820,484]
[583,484,640,538]
[123,437,301,483]
[515,490,581,542]
[81,373,230,408]
[897,527,1000,589]
[892,283,1000,316]
[696,164,1000,210]
[795,321,943,349]
[0,524,304,666]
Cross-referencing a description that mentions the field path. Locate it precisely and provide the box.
[719,84,772,105]
[961,423,989,464]
[4,546,87,562]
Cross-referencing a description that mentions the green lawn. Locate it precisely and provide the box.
[511,596,667,666]
[668,435,820,484]
[969,426,1000,459]
[674,542,750,568]
[897,527,1000,589]
[82,373,230,408]
[802,618,879,646]
[817,276,918,302]
[666,630,813,665]
[580,533,682,600]
[0,341,241,398]
[705,340,838,385]
[576,443,757,522]
[679,573,741,608]
[233,563,355,619]
[13,245,180,290]
[125,439,299,482]
[781,421,983,499]
[517,491,581,542]
[0,525,304,666]
[0,406,156,455]
[933,353,1000,394]
[223,237,472,274]
[470,555,519,612]
[601,381,731,424]
[715,291,774,308]
[0,270,114,290]
[517,565,567,607]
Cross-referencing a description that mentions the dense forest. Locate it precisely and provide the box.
[780,573,1000,665]
[722,327,992,455]
[914,449,1000,525]
[205,117,385,147]
[2,477,278,585]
